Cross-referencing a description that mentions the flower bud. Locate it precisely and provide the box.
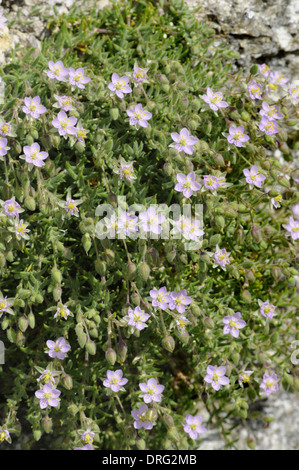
[215,215,225,229]
[162,335,175,353]
[82,233,92,253]
[53,285,62,302]
[18,316,28,333]
[42,416,52,434]
[26,134,34,146]
[177,328,189,344]
[241,110,250,122]
[86,339,96,355]
[137,263,150,282]
[162,414,174,429]
[95,259,106,276]
[168,427,180,442]
[16,331,25,347]
[104,249,115,262]
[24,196,36,211]
[247,437,256,450]
[61,373,73,390]
[51,268,62,284]
[131,292,140,306]
[116,341,128,363]
[106,347,117,365]
[250,64,259,75]
[108,192,117,207]
[251,225,261,243]
[33,429,42,441]
[68,404,79,416]
[110,108,119,120]
[203,316,214,329]
[136,438,146,450]
[166,249,176,264]
[241,289,252,303]
[28,312,35,329]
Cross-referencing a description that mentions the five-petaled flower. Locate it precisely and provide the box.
[238,371,253,387]
[0,122,12,137]
[46,337,71,360]
[0,9,7,29]
[139,207,165,235]
[227,126,250,147]
[223,312,246,338]
[174,172,201,198]
[35,383,61,409]
[57,95,73,111]
[108,73,132,98]
[184,414,206,439]
[149,287,170,311]
[133,67,147,83]
[260,301,276,319]
[260,373,279,396]
[168,289,192,314]
[131,404,155,430]
[0,138,8,157]
[269,71,289,90]
[202,87,228,111]
[127,104,152,128]
[64,199,80,216]
[170,128,198,155]
[127,306,150,331]
[103,369,128,392]
[54,305,71,320]
[0,428,10,443]
[259,116,278,135]
[214,248,230,268]
[0,296,12,313]
[271,194,282,208]
[68,67,90,89]
[259,102,283,120]
[52,110,78,136]
[243,166,266,188]
[203,175,221,191]
[118,212,139,237]
[4,199,22,218]
[81,431,95,445]
[47,61,69,81]
[37,370,56,385]
[258,64,270,78]
[23,96,47,119]
[139,378,164,403]
[247,80,263,100]
[14,220,30,240]
[204,365,230,391]
[283,217,299,241]
[22,142,49,167]
[120,162,136,182]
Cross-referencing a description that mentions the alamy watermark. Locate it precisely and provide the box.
[0,340,5,365]
[0,76,5,105]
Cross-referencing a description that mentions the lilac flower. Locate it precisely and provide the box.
[54,305,71,320]
[175,216,193,240]
[139,378,164,403]
[174,172,201,198]
[103,370,128,392]
[227,126,250,147]
[14,220,30,240]
[0,138,8,157]
[214,248,230,268]
[170,128,198,155]
[37,370,56,385]
[283,217,299,241]
[258,64,270,78]
[64,199,80,216]
[292,204,299,219]
[4,199,22,218]
[271,194,282,208]
[118,212,139,237]
[149,287,170,311]
[247,80,262,100]
[0,429,10,443]
[0,9,7,29]
[108,73,132,98]
[184,414,206,439]
[76,126,88,143]
[133,67,147,83]
[57,95,73,111]
[176,316,190,330]
[120,162,136,182]
[203,175,221,191]
[81,431,95,445]
[260,301,276,320]
[139,207,165,235]
[131,404,155,430]
[74,444,93,450]
[68,68,90,89]
[127,104,152,128]
[187,220,205,241]
[269,71,289,90]
[289,84,299,103]
[47,61,69,81]
[204,365,229,391]
[239,371,253,387]
[127,306,150,331]
[202,87,228,111]
[0,296,12,313]
[243,166,266,188]
[52,111,77,136]
[23,96,47,119]
[35,383,61,409]
[46,337,71,360]
[168,290,192,314]
[223,312,246,338]
[0,122,12,137]
[260,373,279,396]
[22,143,49,167]
[259,116,278,135]
[259,102,283,120]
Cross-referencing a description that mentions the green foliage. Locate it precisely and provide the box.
[0,0,298,450]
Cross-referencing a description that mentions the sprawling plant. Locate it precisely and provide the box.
[0,0,298,450]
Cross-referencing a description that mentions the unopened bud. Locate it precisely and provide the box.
[86,339,96,355]
[162,335,175,353]
[106,347,117,365]
[137,263,150,282]
[42,416,52,434]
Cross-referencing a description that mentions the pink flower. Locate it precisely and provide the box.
[120,163,136,182]
[0,138,8,157]
[204,365,229,391]
[259,116,278,135]
[64,199,80,216]
[289,84,299,103]
[247,80,262,100]
[149,287,170,311]
[131,404,155,430]
[103,370,128,392]
[37,370,56,385]
[0,122,12,137]
[260,301,276,319]
[133,67,147,83]
[258,64,270,78]
[203,175,221,190]
[0,296,12,313]
[174,172,201,198]
[243,166,266,188]
[139,378,164,403]
[47,61,68,81]
[4,199,22,218]
[14,220,30,240]
[23,96,46,119]
[35,383,61,409]
[184,414,206,439]
[214,248,230,267]
[227,125,249,147]
[223,312,246,338]
[259,102,283,120]
[269,71,289,89]
[238,371,253,387]
[292,204,299,219]
[127,306,150,331]
[76,126,88,142]
[52,110,77,136]
[126,104,152,128]
[118,212,138,237]
[23,142,49,167]
[57,95,73,111]
[46,337,71,360]
[170,128,198,155]
[202,87,228,111]
[0,9,7,29]
[68,68,90,89]
[108,73,132,98]
[168,289,192,314]
[139,207,165,235]
[283,217,299,241]
[260,373,279,396]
